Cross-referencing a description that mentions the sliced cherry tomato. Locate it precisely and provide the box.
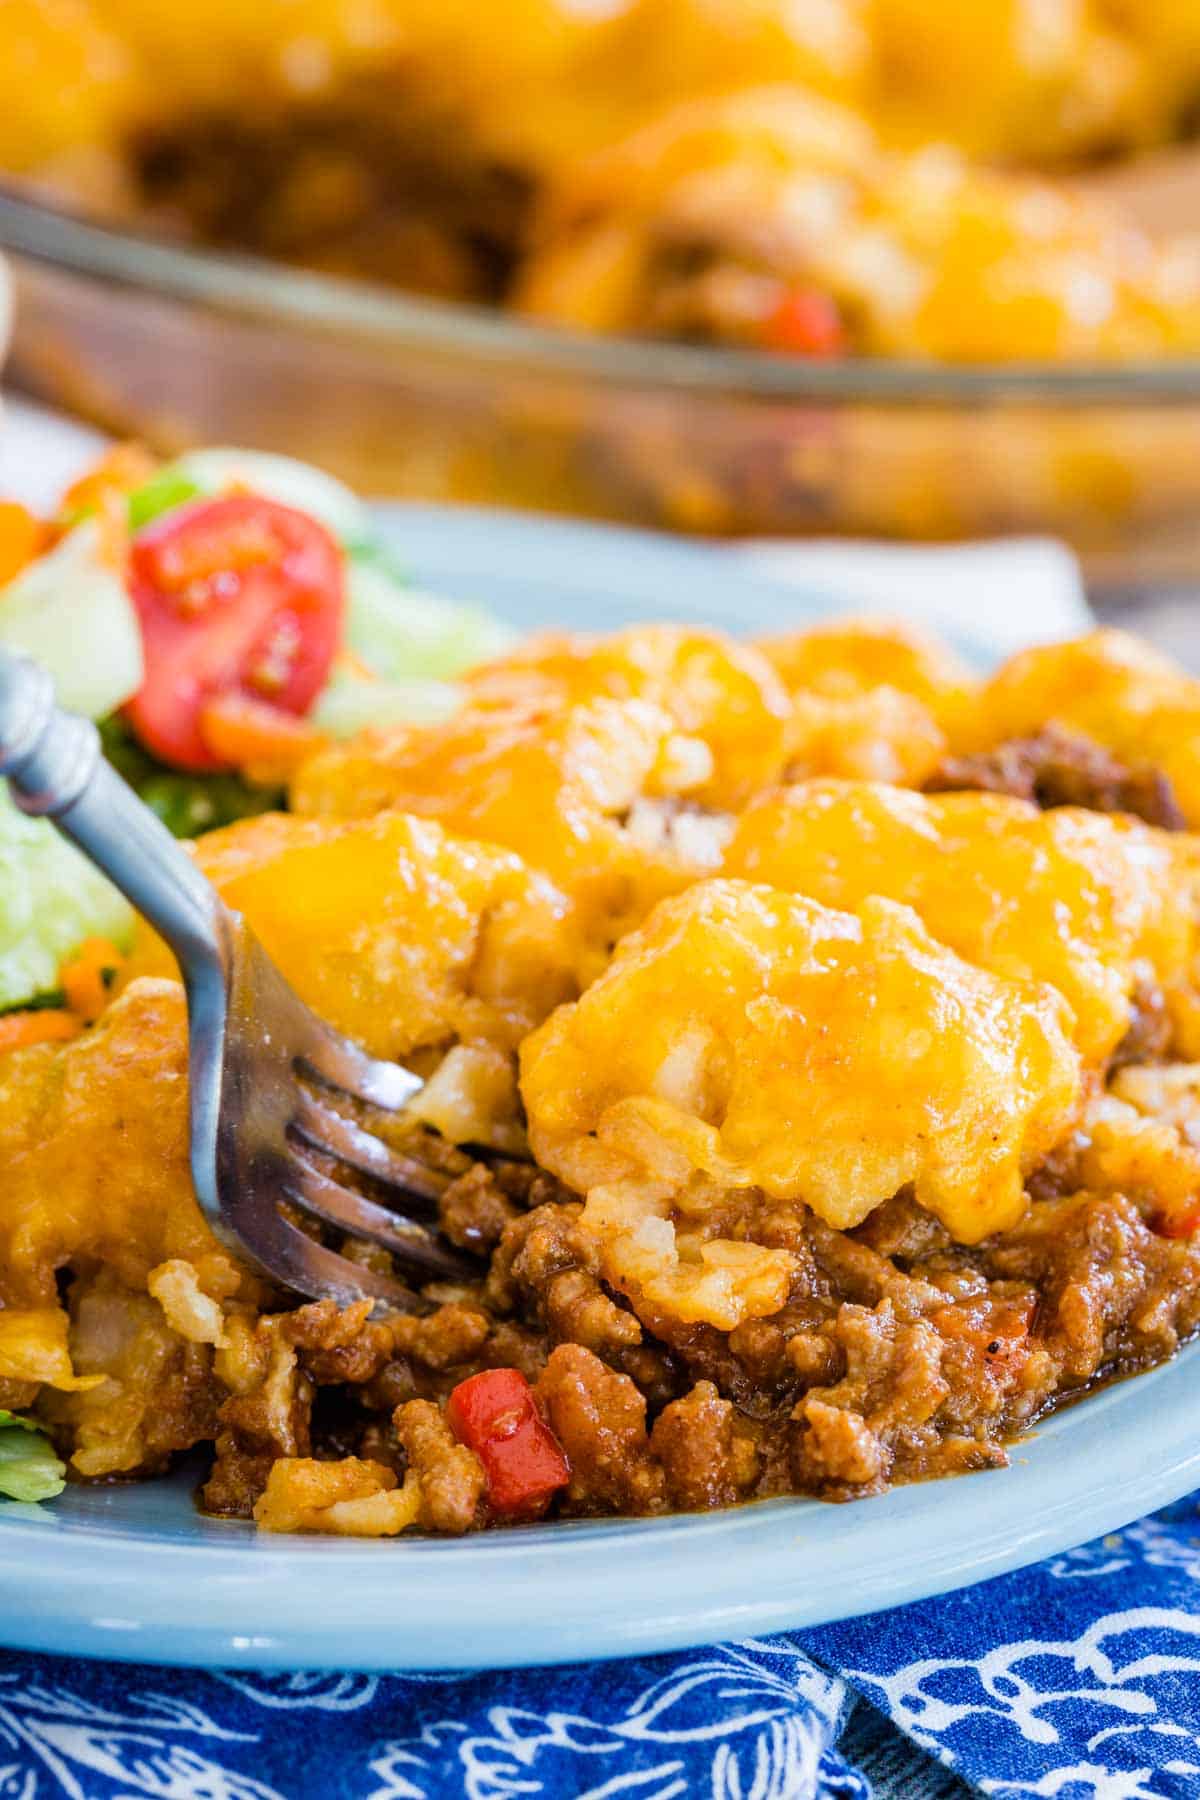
[762,287,846,358]
[124,495,345,773]
[446,1368,570,1520]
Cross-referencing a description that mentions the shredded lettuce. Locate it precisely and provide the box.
[0,788,135,1011]
[347,551,515,683]
[171,449,370,542]
[0,1412,66,1504]
[0,522,144,719]
[98,718,282,838]
[311,663,461,739]
[127,468,203,531]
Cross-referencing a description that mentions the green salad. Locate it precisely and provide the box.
[0,446,515,1008]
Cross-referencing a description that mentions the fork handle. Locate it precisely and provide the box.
[0,649,229,975]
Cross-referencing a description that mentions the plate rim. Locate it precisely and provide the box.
[3,502,1187,1671]
[2,1345,1198,1670]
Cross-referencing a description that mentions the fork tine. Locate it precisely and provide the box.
[235,1205,426,1312]
[291,1092,451,1207]
[284,1151,478,1283]
[297,1031,423,1111]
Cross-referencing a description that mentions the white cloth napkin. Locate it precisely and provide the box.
[0,395,1093,646]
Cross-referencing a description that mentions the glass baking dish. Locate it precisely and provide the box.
[5,187,1200,589]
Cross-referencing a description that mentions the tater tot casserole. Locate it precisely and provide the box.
[9,0,1200,365]
[5,450,1200,1536]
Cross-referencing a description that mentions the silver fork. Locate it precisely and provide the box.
[0,649,478,1311]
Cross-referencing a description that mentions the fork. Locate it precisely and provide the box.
[0,649,478,1311]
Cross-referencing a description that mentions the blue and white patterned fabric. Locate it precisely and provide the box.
[1,1488,1198,1797]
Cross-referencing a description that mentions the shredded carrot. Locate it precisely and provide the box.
[60,937,125,1023]
[199,692,327,785]
[0,502,45,587]
[0,1011,80,1055]
[58,444,159,532]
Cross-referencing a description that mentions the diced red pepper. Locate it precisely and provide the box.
[762,287,846,358]
[932,1297,1033,1374]
[446,1368,569,1520]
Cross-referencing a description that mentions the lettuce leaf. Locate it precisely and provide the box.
[0,1412,66,1503]
[0,788,135,1011]
[347,551,515,682]
[98,718,282,838]
[0,521,144,719]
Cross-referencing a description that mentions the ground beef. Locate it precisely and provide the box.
[925,725,1186,829]
[650,1380,758,1510]
[980,1189,1200,1387]
[283,1299,395,1386]
[483,1203,659,1376]
[391,1305,491,1372]
[1025,1139,1089,1202]
[202,1331,313,1518]
[535,1344,666,1514]
[789,1302,941,1497]
[438,1164,521,1253]
[851,1190,956,1263]
[134,102,532,305]
[792,1398,887,1490]
[481,1319,551,1384]
[484,1202,595,1311]
[1110,981,1174,1071]
[395,1398,486,1533]
[192,1109,1200,1530]
[360,1305,493,1413]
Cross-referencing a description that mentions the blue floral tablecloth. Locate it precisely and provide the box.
[4,1488,1198,1798]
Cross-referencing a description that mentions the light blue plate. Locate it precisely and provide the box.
[1,505,1193,1673]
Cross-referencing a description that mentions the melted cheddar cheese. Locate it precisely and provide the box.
[464,624,791,811]
[965,630,1200,828]
[520,878,1082,1254]
[129,809,581,1058]
[292,696,727,957]
[724,781,1194,1064]
[756,614,977,783]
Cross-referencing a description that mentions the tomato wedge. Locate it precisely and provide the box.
[124,495,345,773]
[446,1368,570,1520]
